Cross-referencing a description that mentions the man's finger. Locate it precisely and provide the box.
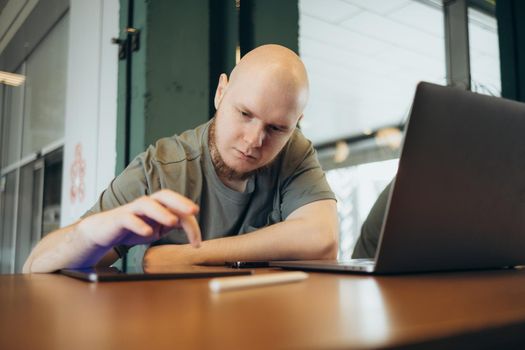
[180,215,202,248]
[119,213,154,237]
[150,190,199,215]
[130,197,179,227]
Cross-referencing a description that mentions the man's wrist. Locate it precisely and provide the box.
[185,243,203,265]
[71,220,112,265]
[73,219,98,249]
[143,243,203,266]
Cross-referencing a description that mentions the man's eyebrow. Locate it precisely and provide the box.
[237,103,292,130]
[237,104,251,114]
[271,123,291,131]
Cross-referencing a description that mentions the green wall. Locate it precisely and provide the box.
[116,0,211,173]
[146,1,211,144]
[240,0,299,55]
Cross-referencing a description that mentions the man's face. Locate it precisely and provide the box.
[210,73,304,181]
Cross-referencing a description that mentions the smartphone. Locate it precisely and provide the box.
[225,261,270,268]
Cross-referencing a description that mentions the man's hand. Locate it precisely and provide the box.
[23,189,202,273]
[80,189,202,249]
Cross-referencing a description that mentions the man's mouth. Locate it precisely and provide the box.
[235,148,257,161]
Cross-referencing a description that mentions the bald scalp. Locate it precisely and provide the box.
[227,44,309,112]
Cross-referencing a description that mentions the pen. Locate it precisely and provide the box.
[209,271,308,292]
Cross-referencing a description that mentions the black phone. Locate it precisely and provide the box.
[225,261,270,268]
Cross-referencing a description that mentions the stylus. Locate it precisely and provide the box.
[209,271,308,292]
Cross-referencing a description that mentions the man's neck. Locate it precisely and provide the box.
[219,176,248,192]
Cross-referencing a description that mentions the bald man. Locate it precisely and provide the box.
[23,44,338,273]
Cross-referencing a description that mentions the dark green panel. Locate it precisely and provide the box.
[116,0,147,173]
[117,0,211,171]
[130,0,147,159]
[116,1,128,174]
[496,0,525,102]
[240,0,299,55]
[145,0,210,147]
[209,0,238,116]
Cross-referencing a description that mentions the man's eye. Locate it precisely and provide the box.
[241,111,249,117]
[268,125,283,133]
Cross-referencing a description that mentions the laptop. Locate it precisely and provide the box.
[271,82,525,274]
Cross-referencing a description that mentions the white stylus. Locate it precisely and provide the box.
[209,271,308,292]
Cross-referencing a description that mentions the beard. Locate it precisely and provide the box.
[208,118,256,181]
[208,117,279,182]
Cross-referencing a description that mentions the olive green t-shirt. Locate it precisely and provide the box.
[84,119,335,251]
[352,179,393,259]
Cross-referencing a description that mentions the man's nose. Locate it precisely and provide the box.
[243,123,265,148]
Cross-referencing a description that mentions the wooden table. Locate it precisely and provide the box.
[1,268,525,349]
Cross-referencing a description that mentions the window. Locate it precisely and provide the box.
[468,7,500,96]
[22,14,69,157]
[299,0,445,145]
[0,12,69,273]
[326,159,398,259]
[299,0,446,257]
[1,69,24,168]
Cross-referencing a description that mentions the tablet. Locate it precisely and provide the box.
[61,265,252,282]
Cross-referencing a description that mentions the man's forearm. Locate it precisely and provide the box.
[202,217,338,263]
[23,223,111,273]
[23,190,202,273]
[144,200,339,266]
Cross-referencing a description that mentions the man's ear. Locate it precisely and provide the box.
[214,73,229,110]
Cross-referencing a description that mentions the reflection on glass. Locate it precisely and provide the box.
[468,8,500,96]
[0,70,26,86]
[299,0,446,144]
[327,159,398,259]
[42,149,63,236]
[14,161,42,273]
[22,14,69,157]
[0,171,17,273]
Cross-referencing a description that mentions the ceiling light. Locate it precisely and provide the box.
[375,127,402,149]
[0,71,26,86]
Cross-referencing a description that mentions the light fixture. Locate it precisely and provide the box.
[362,128,373,136]
[0,70,26,86]
[375,127,402,149]
[235,45,241,64]
[334,140,350,163]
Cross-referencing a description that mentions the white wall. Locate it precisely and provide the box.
[61,0,119,226]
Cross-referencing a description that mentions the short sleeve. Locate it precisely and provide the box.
[279,130,336,219]
[81,150,153,218]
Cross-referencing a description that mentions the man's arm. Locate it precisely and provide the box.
[143,199,339,266]
[23,190,202,273]
[351,180,392,259]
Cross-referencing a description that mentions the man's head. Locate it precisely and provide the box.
[210,44,309,182]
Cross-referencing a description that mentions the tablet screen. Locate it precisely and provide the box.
[61,265,251,282]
